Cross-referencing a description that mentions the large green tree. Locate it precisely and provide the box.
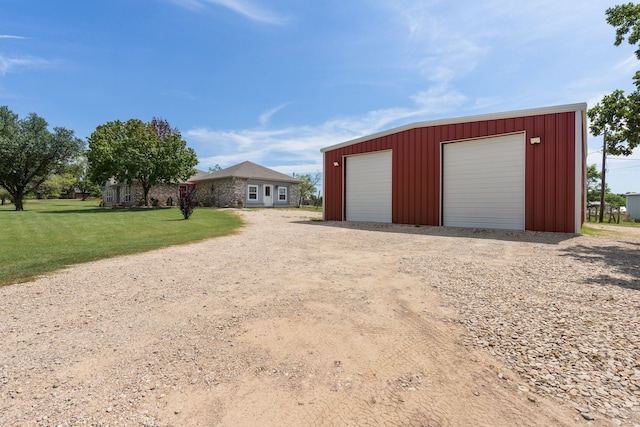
[0,106,84,210]
[87,118,198,206]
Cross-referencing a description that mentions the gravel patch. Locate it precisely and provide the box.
[399,228,640,425]
[1,209,639,426]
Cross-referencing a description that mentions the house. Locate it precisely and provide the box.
[189,161,301,208]
[320,103,587,233]
[627,193,640,220]
[101,162,302,208]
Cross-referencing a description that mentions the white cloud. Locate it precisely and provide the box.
[411,85,466,113]
[374,2,487,85]
[415,28,485,83]
[259,103,289,126]
[0,55,51,75]
[188,84,469,174]
[0,35,26,39]
[170,0,288,24]
[189,122,348,173]
[472,97,501,110]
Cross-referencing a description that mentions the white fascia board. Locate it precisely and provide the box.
[322,151,326,220]
[575,108,585,234]
[320,103,588,153]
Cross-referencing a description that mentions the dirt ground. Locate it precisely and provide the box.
[1,208,637,426]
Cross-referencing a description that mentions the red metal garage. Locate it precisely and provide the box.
[321,103,587,233]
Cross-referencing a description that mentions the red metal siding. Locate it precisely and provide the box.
[324,111,582,233]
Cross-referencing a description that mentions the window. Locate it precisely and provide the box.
[248,185,258,200]
[278,186,287,201]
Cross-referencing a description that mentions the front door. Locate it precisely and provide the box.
[264,185,273,207]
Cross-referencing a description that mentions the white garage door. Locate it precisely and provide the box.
[346,151,392,222]
[442,133,525,230]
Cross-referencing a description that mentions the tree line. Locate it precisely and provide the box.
[0,106,198,211]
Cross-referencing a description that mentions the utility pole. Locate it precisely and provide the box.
[599,128,607,223]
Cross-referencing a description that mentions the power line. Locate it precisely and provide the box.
[608,164,640,170]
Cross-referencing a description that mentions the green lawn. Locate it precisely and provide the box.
[0,199,243,286]
[582,219,640,236]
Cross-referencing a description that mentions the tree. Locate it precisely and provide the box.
[606,3,640,60]
[87,118,198,206]
[587,91,638,155]
[69,156,100,200]
[37,173,75,199]
[294,172,321,207]
[0,187,11,205]
[29,159,98,200]
[0,106,84,210]
[586,163,628,222]
[208,164,222,173]
[595,3,640,156]
[606,193,627,223]
[588,89,640,221]
[606,192,627,208]
[586,164,605,204]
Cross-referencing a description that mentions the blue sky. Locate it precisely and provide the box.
[1,0,639,195]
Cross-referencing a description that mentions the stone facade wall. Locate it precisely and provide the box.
[143,184,180,206]
[196,178,247,208]
[102,178,301,208]
[102,182,180,207]
[196,178,300,208]
[288,184,300,207]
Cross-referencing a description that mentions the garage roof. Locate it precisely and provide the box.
[321,103,587,153]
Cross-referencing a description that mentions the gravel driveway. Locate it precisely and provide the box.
[1,209,639,426]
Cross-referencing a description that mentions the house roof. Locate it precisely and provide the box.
[189,169,212,181]
[189,161,301,183]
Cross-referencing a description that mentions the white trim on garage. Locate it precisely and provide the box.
[345,150,392,222]
[575,109,585,233]
[442,133,525,230]
[322,152,326,221]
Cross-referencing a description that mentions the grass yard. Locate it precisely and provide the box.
[0,199,243,286]
[582,219,640,237]
[581,225,613,236]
